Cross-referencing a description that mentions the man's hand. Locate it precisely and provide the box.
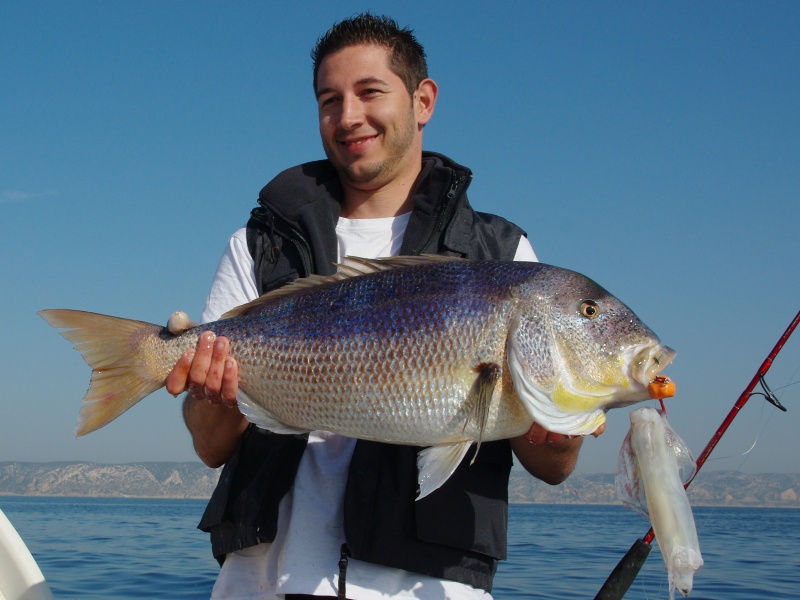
[166,331,247,468]
[522,421,606,446]
[166,331,239,407]
[510,421,606,485]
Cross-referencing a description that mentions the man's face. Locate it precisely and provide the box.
[316,44,421,191]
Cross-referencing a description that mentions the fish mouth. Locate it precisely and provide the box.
[630,344,677,386]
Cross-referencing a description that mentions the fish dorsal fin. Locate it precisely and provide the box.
[221,254,464,320]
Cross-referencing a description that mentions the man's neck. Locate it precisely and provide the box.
[339,163,422,219]
[340,190,412,219]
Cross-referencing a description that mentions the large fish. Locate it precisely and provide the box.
[39,256,675,497]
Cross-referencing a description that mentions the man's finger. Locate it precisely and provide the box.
[188,331,217,389]
[165,348,195,396]
[524,422,548,445]
[220,357,239,407]
[203,336,231,400]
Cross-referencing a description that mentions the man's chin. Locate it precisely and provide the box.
[338,161,385,185]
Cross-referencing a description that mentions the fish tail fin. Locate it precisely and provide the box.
[38,309,171,436]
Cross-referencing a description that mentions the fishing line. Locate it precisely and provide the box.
[772,378,800,394]
[636,569,656,600]
[692,366,799,545]
[701,400,770,465]
[696,344,795,555]
[780,350,800,387]
[698,362,798,466]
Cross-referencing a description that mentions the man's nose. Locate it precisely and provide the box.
[339,95,364,129]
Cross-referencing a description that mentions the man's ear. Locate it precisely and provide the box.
[415,78,438,127]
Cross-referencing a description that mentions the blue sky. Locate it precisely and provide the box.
[2,1,798,475]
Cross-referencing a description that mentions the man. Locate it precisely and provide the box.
[167,13,599,599]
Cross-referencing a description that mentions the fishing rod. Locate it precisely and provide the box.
[594,308,800,600]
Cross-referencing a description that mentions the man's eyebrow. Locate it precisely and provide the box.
[355,76,390,87]
[315,77,391,99]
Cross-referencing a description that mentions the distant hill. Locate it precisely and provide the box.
[0,462,220,499]
[509,470,800,507]
[1,462,798,508]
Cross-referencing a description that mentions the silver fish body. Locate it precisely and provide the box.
[40,256,676,496]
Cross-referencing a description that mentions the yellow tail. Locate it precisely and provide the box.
[38,309,170,436]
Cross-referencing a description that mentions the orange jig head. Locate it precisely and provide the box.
[647,376,676,413]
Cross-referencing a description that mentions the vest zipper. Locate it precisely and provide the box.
[263,207,315,277]
[337,543,350,599]
[418,172,469,254]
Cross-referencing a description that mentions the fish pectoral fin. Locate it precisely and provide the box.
[416,441,473,500]
[463,362,502,463]
[237,390,309,435]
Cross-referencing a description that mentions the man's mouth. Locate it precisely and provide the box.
[339,135,377,152]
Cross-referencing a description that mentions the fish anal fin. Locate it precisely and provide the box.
[416,441,473,499]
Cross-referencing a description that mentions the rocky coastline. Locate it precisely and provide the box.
[1,462,797,508]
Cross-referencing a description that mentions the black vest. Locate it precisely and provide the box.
[198,152,527,592]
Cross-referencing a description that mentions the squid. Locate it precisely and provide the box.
[616,407,703,598]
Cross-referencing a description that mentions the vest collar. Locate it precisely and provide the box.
[256,151,475,259]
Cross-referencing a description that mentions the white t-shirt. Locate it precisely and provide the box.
[204,215,537,600]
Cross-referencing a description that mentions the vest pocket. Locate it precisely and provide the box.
[414,442,512,560]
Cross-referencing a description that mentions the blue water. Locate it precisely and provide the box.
[1,497,216,598]
[2,497,798,598]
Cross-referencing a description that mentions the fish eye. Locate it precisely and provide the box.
[580,300,600,319]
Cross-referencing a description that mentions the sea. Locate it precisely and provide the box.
[1,497,798,599]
